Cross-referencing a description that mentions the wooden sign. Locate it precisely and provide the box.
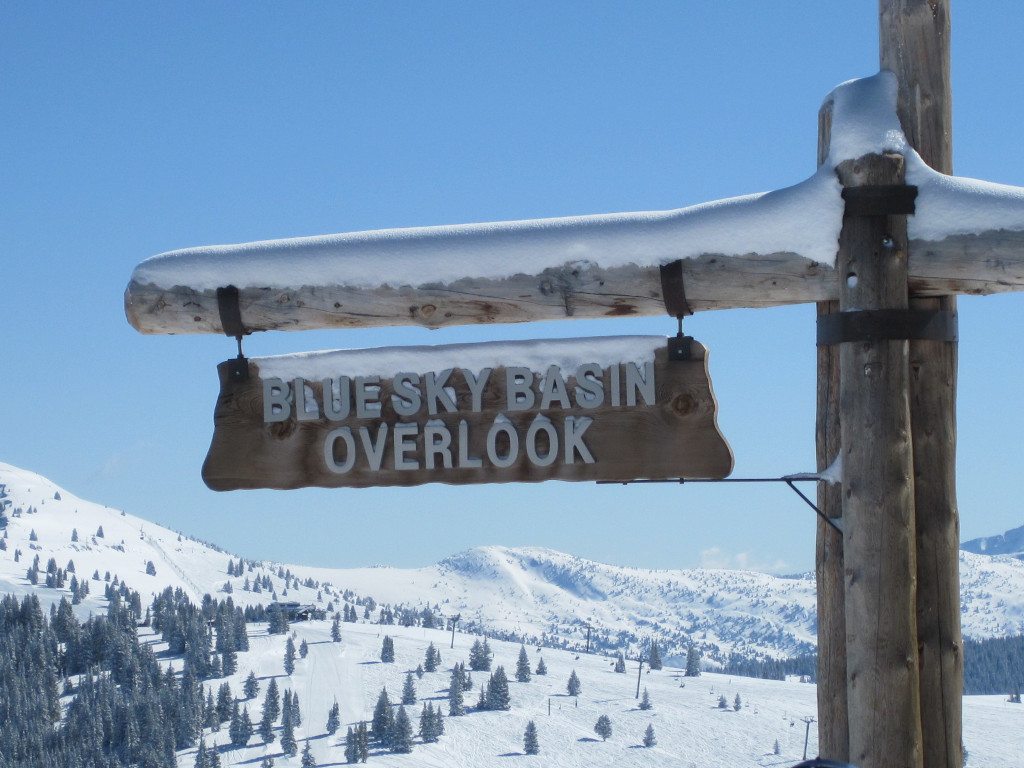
[201,335,733,490]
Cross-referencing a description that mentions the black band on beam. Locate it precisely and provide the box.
[816,309,957,346]
[659,259,692,318]
[216,285,247,338]
[841,184,918,216]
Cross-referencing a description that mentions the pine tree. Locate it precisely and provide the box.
[419,702,442,743]
[643,723,657,747]
[523,720,540,755]
[486,666,512,710]
[402,671,417,704]
[229,702,247,747]
[209,743,222,768]
[326,701,341,735]
[264,678,281,722]
[344,727,359,764]
[424,641,440,672]
[648,640,663,671]
[639,687,653,710]
[476,683,488,710]
[535,656,547,676]
[292,691,302,726]
[216,681,234,724]
[240,707,254,746]
[594,714,612,741]
[516,644,532,682]
[718,694,729,709]
[331,616,342,642]
[685,644,702,677]
[261,756,275,768]
[614,651,626,673]
[567,669,581,696]
[301,740,317,767]
[194,739,209,768]
[285,636,296,674]
[734,692,742,711]
[371,687,394,744]
[300,638,309,659]
[380,635,395,663]
[448,667,465,716]
[389,706,414,753]
[244,671,260,699]
[280,700,297,756]
[356,721,370,762]
[469,637,491,671]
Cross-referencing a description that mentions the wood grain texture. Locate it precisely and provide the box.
[837,154,922,768]
[123,236,1024,336]
[881,4,963,766]
[814,94,850,764]
[201,343,733,491]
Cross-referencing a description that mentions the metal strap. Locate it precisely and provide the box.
[841,185,918,216]
[659,259,692,318]
[216,285,247,338]
[816,309,957,346]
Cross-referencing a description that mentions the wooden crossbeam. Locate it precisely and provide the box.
[124,231,1024,336]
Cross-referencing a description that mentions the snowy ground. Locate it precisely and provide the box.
[175,619,1021,768]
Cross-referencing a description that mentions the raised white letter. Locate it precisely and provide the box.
[506,367,535,411]
[358,424,388,471]
[392,373,422,417]
[462,368,492,413]
[295,378,320,422]
[424,422,454,469]
[525,416,558,467]
[323,427,356,474]
[486,417,520,468]
[323,377,351,421]
[539,365,571,410]
[355,376,382,418]
[625,361,656,406]
[574,363,604,409]
[564,417,595,464]
[457,420,483,468]
[425,369,458,414]
[263,378,292,422]
[393,422,419,471]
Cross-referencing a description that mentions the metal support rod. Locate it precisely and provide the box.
[597,476,842,534]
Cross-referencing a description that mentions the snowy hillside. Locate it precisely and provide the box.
[2,461,1023,767]
[2,461,1024,669]
[142,616,1019,768]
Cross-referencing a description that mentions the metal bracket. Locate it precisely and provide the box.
[217,285,250,382]
[816,309,957,346]
[660,259,693,318]
[841,184,918,216]
[660,260,694,360]
[216,285,247,338]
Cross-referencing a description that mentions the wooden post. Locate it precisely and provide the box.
[879,3,963,766]
[815,97,849,762]
[837,152,922,768]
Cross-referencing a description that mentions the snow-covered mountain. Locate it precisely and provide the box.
[962,523,1024,560]
[3,460,1024,768]
[2,460,1023,670]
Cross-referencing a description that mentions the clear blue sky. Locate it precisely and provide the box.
[3,2,1022,573]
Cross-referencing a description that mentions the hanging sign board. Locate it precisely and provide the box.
[201,335,733,491]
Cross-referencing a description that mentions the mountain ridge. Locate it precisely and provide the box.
[2,461,1023,669]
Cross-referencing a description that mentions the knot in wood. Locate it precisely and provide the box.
[670,393,697,417]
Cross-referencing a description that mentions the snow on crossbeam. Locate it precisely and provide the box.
[125,73,1024,336]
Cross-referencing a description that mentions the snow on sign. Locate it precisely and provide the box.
[201,335,733,490]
